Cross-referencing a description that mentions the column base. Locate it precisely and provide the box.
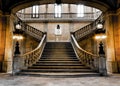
[107,61,120,73]
[2,61,12,73]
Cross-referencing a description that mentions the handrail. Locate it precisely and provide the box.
[21,34,46,68]
[16,11,101,21]
[73,13,103,41]
[14,14,44,41]
[71,35,97,56]
[22,23,44,40]
[71,34,99,71]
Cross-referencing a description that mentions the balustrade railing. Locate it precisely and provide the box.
[73,13,103,41]
[71,34,99,71]
[23,23,44,40]
[13,14,46,74]
[16,12,101,21]
[15,15,44,41]
[21,34,46,69]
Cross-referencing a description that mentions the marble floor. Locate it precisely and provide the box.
[0,73,120,86]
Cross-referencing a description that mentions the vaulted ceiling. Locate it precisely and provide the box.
[0,0,119,13]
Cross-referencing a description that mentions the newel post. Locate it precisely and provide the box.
[13,54,23,75]
[98,42,107,76]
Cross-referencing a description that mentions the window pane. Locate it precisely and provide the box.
[32,5,39,18]
[77,4,84,17]
[55,4,61,17]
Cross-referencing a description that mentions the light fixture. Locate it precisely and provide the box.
[96,21,103,29]
[95,20,106,40]
[15,22,21,29]
[13,21,23,40]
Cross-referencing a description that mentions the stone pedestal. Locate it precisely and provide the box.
[99,55,107,76]
[13,55,24,75]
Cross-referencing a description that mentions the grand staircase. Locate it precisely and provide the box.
[19,42,98,76]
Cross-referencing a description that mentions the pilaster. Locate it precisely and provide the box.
[0,14,14,73]
[105,11,120,73]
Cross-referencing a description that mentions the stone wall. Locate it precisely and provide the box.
[78,35,96,54]
[22,34,39,54]
[28,22,90,42]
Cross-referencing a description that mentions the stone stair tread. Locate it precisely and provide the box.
[37,61,80,62]
[33,64,84,66]
[41,56,77,58]
[40,57,77,60]
[35,62,82,65]
[18,72,99,77]
[21,69,94,72]
[19,42,97,75]
[39,59,79,61]
[28,67,89,69]
[42,54,75,57]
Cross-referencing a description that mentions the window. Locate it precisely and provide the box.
[32,5,39,18]
[77,4,84,17]
[21,9,24,13]
[55,4,62,18]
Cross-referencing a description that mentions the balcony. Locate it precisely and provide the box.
[16,11,102,22]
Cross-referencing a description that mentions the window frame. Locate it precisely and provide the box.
[54,4,62,18]
[32,5,39,18]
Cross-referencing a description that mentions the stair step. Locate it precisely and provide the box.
[33,64,84,66]
[43,51,75,55]
[18,72,99,76]
[43,49,74,52]
[39,58,79,61]
[42,54,76,56]
[42,55,76,57]
[21,69,94,73]
[41,56,77,58]
[28,66,89,69]
[35,62,82,65]
[41,57,78,59]
[37,60,80,63]
[19,42,96,75]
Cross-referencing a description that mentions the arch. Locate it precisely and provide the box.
[11,0,110,13]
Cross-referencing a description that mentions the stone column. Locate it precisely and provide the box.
[0,12,5,72]
[105,10,120,73]
[117,8,120,72]
[0,13,14,73]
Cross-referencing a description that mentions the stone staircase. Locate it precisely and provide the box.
[19,42,98,76]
